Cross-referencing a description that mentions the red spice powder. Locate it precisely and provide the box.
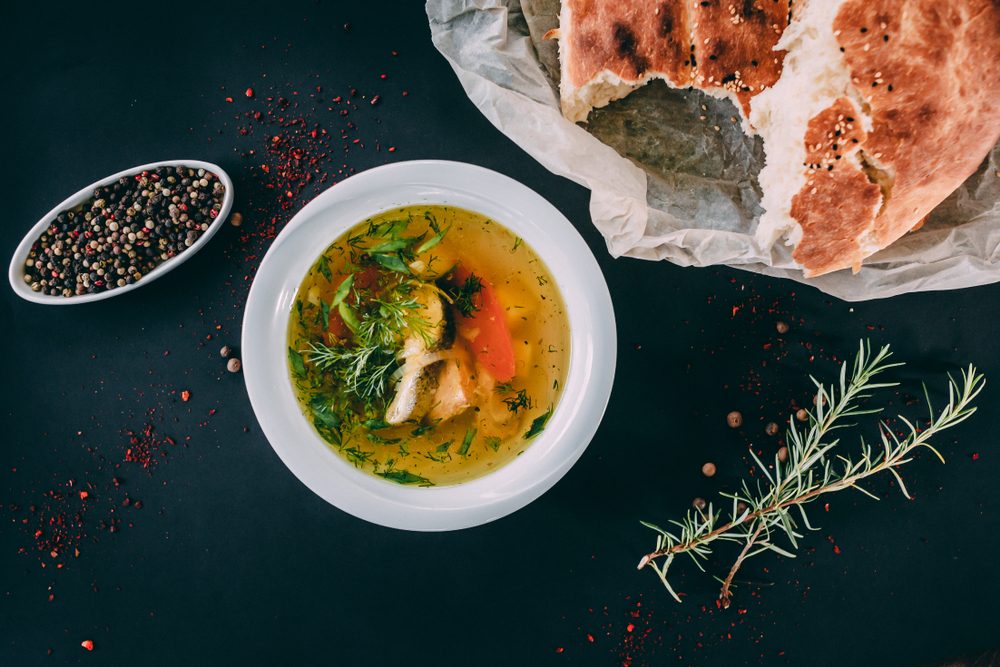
[124,424,176,471]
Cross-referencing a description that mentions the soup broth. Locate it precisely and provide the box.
[287,205,569,486]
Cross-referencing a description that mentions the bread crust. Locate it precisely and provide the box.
[690,0,789,118]
[795,0,1000,275]
[792,98,883,271]
[558,0,789,123]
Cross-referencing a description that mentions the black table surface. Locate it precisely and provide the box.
[4,2,999,665]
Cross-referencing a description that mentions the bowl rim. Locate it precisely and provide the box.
[8,159,234,305]
[241,159,616,531]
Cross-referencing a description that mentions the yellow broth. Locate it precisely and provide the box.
[286,205,569,486]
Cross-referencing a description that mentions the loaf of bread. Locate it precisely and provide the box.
[551,0,1000,276]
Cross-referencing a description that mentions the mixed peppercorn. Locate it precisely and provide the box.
[22,166,226,297]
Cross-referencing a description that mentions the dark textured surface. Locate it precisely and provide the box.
[2,2,999,665]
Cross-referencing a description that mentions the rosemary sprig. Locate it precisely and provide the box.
[637,341,985,608]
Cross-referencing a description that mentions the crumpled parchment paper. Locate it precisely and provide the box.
[426,0,1000,301]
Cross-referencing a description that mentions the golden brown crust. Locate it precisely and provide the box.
[792,97,876,271]
[797,0,1000,276]
[792,169,883,272]
[792,97,882,271]
[562,0,692,90]
[560,0,789,121]
[690,0,790,118]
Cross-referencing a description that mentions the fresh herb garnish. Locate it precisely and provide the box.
[306,277,433,407]
[362,418,390,430]
[338,301,361,333]
[343,447,373,466]
[312,409,341,431]
[502,389,533,414]
[485,436,501,452]
[317,255,333,281]
[319,300,331,329]
[309,394,335,414]
[411,423,436,437]
[425,440,454,463]
[366,432,401,445]
[524,407,553,439]
[369,237,418,254]
[377,469,434,486]
[458,426,477,456]
[416,223,452,255]
[370,252,411,274]
[288,347,307,376]
[331,273,354,307]
[307,341,398,404]
[446,274,483,317]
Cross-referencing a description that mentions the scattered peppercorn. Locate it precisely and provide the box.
[776,320,790,334]
[701,462,717,477]
[777,446,789,462]
[726,411,743,428]
[227,358,242,373]
[220,345,231,358]
[765,421,779,436]
[21,166,226,297]
[81,640,94,652]
[796,408,809,422]
[230,211,243,227]
[692,497,707,511]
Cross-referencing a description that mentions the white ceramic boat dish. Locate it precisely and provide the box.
[242,160,616,531]
[8,159,234,305]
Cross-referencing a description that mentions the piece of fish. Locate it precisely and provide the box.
[427,356,475,422]
[384,359,443,425]
[384,287,451,425]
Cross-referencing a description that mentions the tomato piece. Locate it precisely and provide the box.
[327,267,379,339]
[448,265,516,382]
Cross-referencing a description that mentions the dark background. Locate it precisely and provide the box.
[3,1,998,665]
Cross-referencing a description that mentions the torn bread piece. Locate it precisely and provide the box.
[554,0,1000,277]
[555,0,789,126]
[755,0,1000,276]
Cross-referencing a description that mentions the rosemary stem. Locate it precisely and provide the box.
[719,521,764,609]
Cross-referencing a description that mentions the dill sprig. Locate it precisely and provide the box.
[307,340,397,404]
[445,273,483,317]
[637,341,985,608]
[306,278,433,404]
[502,388,533,414]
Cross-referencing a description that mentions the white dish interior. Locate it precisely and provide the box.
[8,159,234,305]
[242,160,616,531]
